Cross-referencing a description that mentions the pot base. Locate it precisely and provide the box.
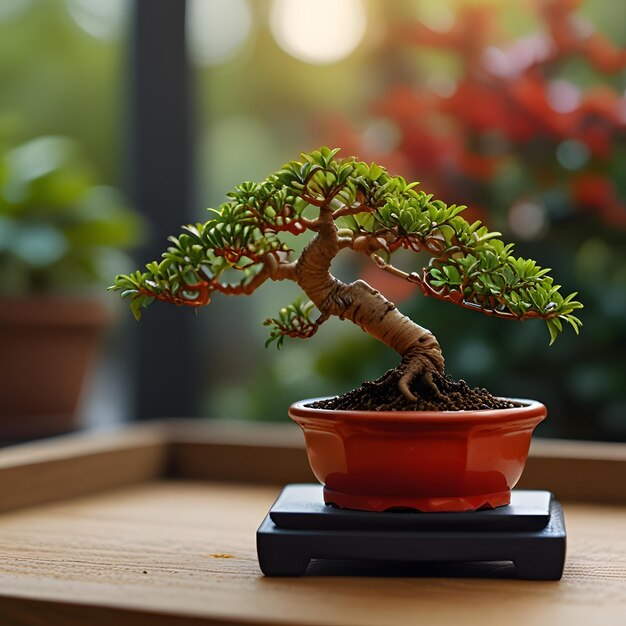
[323,487,511,512]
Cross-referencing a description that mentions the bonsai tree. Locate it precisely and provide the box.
[111,147,582,407]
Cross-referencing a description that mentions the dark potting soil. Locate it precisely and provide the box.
[308,368,517,412]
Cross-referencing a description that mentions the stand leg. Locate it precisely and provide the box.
[258,552,310,577]
[515,552,565,581]
[257,517,311,576]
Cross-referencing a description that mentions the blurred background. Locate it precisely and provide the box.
[0,0,624,442]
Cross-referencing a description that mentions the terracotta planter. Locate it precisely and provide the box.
[289,398,546,512]
[0,297,111,440]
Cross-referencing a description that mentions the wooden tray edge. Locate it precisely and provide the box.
[0,425,169,514]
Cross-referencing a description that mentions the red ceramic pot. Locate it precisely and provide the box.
[289,398,546,512]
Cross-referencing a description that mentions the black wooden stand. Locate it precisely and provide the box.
[257,485,566,580]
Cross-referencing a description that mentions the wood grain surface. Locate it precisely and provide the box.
[0,480,624,626]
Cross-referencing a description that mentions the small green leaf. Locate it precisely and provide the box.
[443,265,462,285]
[546,319,559,345]
[129,294,155,321]
[369,163,384,181]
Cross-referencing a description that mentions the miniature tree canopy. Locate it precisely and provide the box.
[111,148,582,401]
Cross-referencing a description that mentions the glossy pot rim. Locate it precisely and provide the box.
[289,397,546,426]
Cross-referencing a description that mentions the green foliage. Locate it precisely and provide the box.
[264,299,321,348]
[113,147,582,341]
[0,136,141,295]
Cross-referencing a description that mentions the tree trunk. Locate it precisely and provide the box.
[295,211,444,400]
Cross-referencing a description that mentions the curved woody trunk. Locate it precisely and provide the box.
[295,209,444,400]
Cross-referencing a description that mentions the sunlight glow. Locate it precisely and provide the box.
[270,0,367,65]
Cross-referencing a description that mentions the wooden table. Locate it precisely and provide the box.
[0,422,624,625]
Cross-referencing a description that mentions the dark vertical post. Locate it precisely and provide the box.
[129,0,198,419]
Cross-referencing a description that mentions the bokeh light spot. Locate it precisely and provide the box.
[508,201,547,240]
[362,119,401,155]
[270,0,366,65]
[483,47,513,78]
[556,140,590,170]
[548,80,581,113]
[66,0,127,41]
[187,0,252,66]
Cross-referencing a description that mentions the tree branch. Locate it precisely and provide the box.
[332,202,370,219]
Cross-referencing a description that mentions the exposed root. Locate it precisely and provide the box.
[398,344,445,402]
[398,360,444,402]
